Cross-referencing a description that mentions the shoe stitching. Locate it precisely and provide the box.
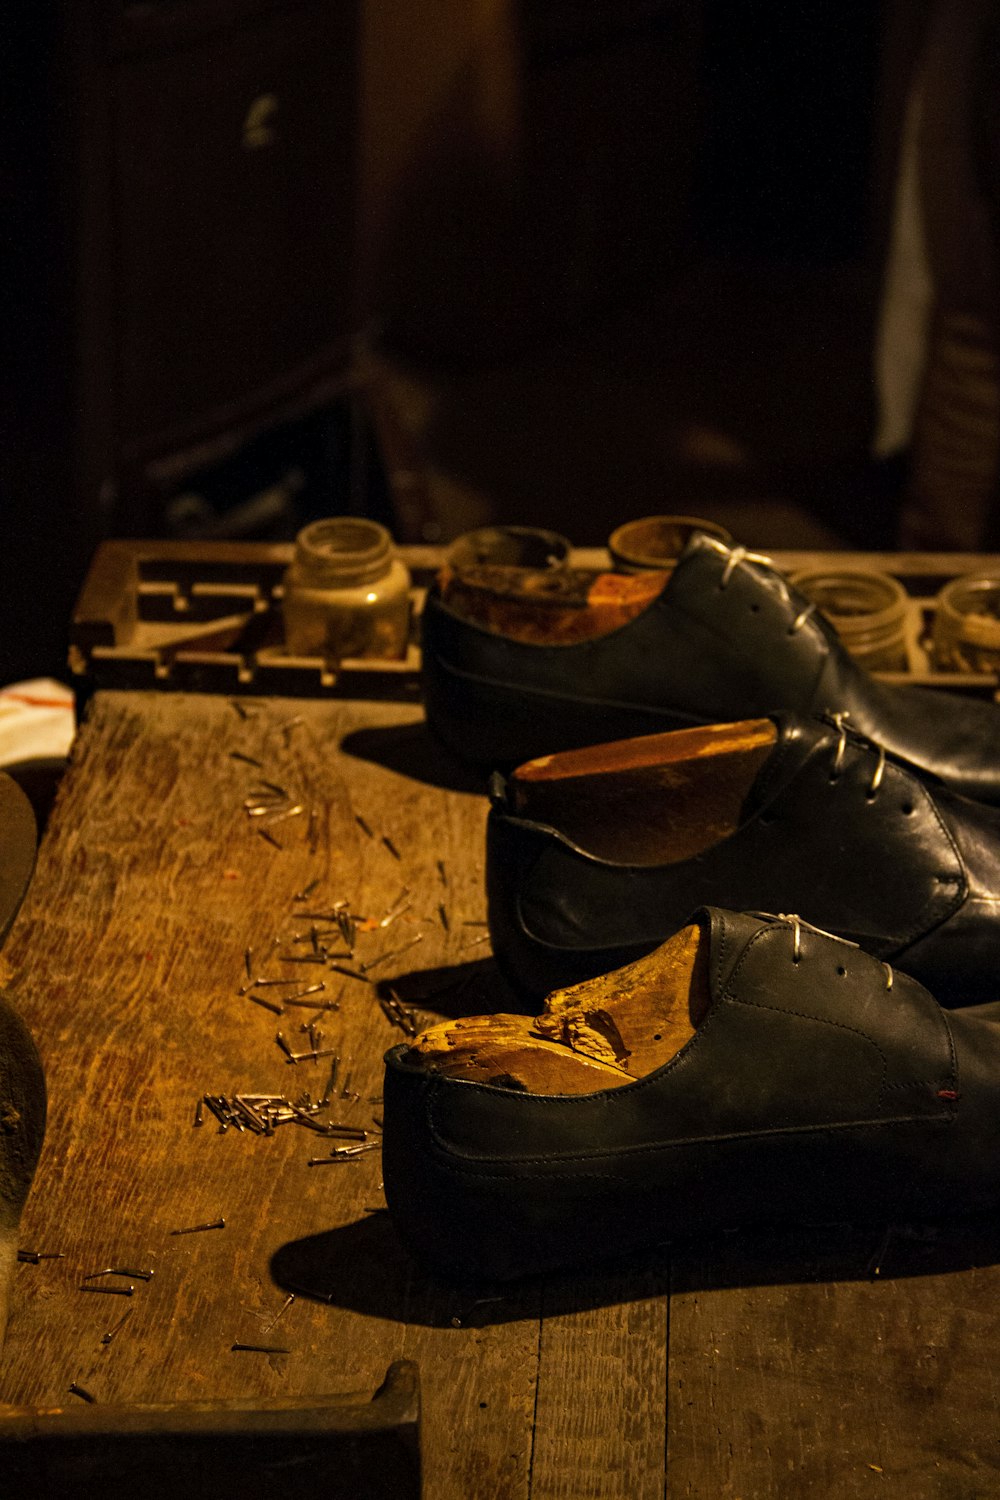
[722,924,892,1107]
[433,651,705,723]
[888,781,967,948]
[740,720,803,812]
[881,1080,959,1104]
[938,1006,960,1096]
[418,1112,954,1177]
[711,910,730,995]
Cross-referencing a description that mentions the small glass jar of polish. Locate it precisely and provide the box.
[282,517,411,661]
[790,568,910,671]
[932,573,1000,673]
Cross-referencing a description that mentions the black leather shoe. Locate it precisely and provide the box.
[422,532,1000,802]
[383,908,1000,1281]
[486,713,1000,1006]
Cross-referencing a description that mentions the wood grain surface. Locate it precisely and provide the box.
[4,690,1000,1498]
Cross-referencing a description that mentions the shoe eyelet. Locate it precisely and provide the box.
[837,965,847,977]
[901,801,914,816]
[749,603,761,614]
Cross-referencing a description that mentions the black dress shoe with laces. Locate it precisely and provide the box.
[383,908,1000,1281]
[422,531,1000,802]
[486,713,1000,1005]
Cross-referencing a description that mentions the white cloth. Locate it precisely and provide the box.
[0,680,76,768]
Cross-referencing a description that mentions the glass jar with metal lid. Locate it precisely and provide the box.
[282,517,411,660]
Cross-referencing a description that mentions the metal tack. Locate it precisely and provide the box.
[100,1308,134,1346]
[170,1218,225,1236]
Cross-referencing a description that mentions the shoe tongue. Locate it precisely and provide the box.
[739,713,833,821]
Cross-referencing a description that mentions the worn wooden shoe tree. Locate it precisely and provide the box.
[508,718,778,864]
[440,565,669,645]
[406,920,712,1095]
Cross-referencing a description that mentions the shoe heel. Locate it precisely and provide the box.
[424,654,695,768]
[486,811,652,999]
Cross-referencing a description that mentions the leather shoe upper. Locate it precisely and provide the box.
[486,713,1000,1005]
[422,532,1000,802]
[383,908,1000,1280]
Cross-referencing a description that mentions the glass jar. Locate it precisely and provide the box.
[282,517,411,660]
[607,515,733,572]
[789,568,909,671]
[932,573,1000,673]
[445,525,572,574]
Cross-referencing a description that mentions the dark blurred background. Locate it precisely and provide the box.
[3,0,999,682]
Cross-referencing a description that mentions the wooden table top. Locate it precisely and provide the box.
[2,689,1000,1498]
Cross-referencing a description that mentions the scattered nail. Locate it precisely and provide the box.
[247,993,284,1016]
[100,1308,134,1346]
[262,1293,295,1333]
[263,804,304,825]
[170,1218,225,1236]
[69,1383,96,1403]
[360,934,423,974]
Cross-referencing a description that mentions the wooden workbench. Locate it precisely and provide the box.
[2,689,1000,1498]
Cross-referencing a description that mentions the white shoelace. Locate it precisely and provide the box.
[754,911,894,991]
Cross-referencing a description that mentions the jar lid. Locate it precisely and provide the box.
[608,515,733,572]
[446,526,571,573]
[293,517,393,587]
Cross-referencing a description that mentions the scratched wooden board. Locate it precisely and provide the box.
[6,690,1000,1497]
[0,691,559,1499]
[667,1220,1000,1498]
[529,1264,670,1500]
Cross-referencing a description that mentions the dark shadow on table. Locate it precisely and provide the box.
[339,721,491,795]
[382,957,525,1019]
[271,1211,1000,1328]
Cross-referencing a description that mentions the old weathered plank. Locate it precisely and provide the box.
[530,1264,669,1500]
[0,691,541,1498]
[667,1221,1000,1498]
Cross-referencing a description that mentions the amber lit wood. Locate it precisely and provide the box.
[440,566,668,644]
[408,922,708,1093]
[509,719,777,864]
[404,1015,631,1094]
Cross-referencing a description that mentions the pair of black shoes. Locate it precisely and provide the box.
[381,534,1000,1281]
